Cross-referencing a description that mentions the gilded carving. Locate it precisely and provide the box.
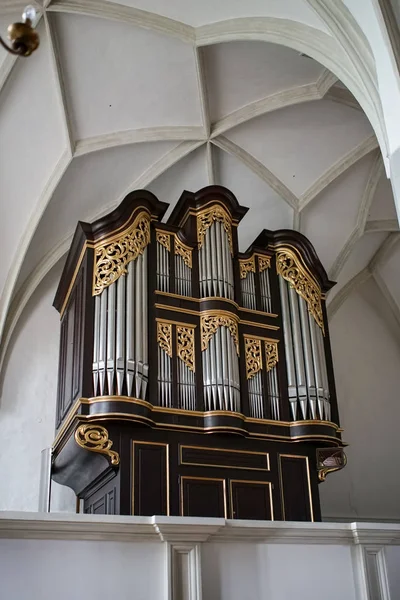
[258,255,271,273]
[177,326,195,372]
[239,256,256,279]
[265,340,279,372]
[75,424,120,465]
[156,230,171,251]
[175,237,192,268]
[317,448,347,482]
[201,313,239,355]
[244,337,262,379]
[157,321,172,357]
[276,248,324,332]
[93,211,151,296]
[197,205,233,255]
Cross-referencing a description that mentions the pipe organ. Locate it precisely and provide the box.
[52,186,345,521]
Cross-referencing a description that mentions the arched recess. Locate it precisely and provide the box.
[0,8,390,381]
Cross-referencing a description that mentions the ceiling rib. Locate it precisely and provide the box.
[299,135,379,211]
[329,151,384,280]
[193,46,210,138]
[206,142,215,185]
[0,150,71,344]
[315,68,338,95]
[211,84,322,139]
[373,271,400,331]
[74,127,206,157]
[327,233,400,318]
[46,0,195,43]
[327,268,371,318]
[365,219,399,233]
[369,232,400,271]
[45,12,74,156]
[325,86,362,111]
[212,136,299,210]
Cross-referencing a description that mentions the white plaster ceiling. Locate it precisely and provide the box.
[0,0,399,372]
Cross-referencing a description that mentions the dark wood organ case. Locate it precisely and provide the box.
[51,186,346,521]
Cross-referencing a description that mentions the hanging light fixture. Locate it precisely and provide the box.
[0,5,39,57]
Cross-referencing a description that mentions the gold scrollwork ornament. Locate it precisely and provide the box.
[157,321,172,357]
[201,314,239,355]
[75,424,120,465]
[175,237,192,268]
[156,230,171,251]
[177,326,195,371]
[197,205,233,255]
[265,340,279,372]
[258,255,271,272]
[240,256,256,279]
[93,211,151,296]
[276,248,324,332]
[245,337,262,379]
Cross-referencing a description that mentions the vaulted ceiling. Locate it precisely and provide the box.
[0,0,399,371]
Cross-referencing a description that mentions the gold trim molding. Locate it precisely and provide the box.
[93,211,151,296]
[239,256,256,279]
[177,325,195,372]
[74,424,120,465]
[175,237,192,268]
[201,312,239,355]
[276,247,324,332]
[245,337,262,379]
[156,230,171,251]
[157,321,172,357]
[197,205,233,255]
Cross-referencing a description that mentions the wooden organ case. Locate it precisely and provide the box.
[52,186,346,521]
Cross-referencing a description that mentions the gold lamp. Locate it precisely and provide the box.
[0,5,39,57]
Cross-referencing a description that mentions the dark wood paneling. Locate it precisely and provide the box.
[180,445,269,471]
[132,442,168,516]
[84,485,117,515]
[180,477,226,518]
[279,455,314,522]
[230,480,273,520]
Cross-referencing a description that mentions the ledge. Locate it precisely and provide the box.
[0,513,399,545]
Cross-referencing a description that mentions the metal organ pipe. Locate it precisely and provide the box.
[116,275,126,395]
[279,277,298,419]
[288,286,307,419]
[199,221,234,299]
[156,239,169,292]
[279,274,331,421]
[298,297,317,419]
[106,282,116,396]
[259,268,272,313]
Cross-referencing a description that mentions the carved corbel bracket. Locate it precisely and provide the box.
[75,424,120,466]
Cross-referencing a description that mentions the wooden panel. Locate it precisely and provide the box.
[279,454,314,522]
[132,442,169,516]
[181,477,227,518]
[180,445,270,471]
[230,480,273,520]
[85,487,116,515]
[56,267,85,427]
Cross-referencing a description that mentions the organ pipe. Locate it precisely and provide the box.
[84,193,335,426]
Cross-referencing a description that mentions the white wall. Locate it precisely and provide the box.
[320,277,400,521]
[202,542,357,600]
[0,538,164,600]
[0,261,75,512]
[0,516,399,600]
